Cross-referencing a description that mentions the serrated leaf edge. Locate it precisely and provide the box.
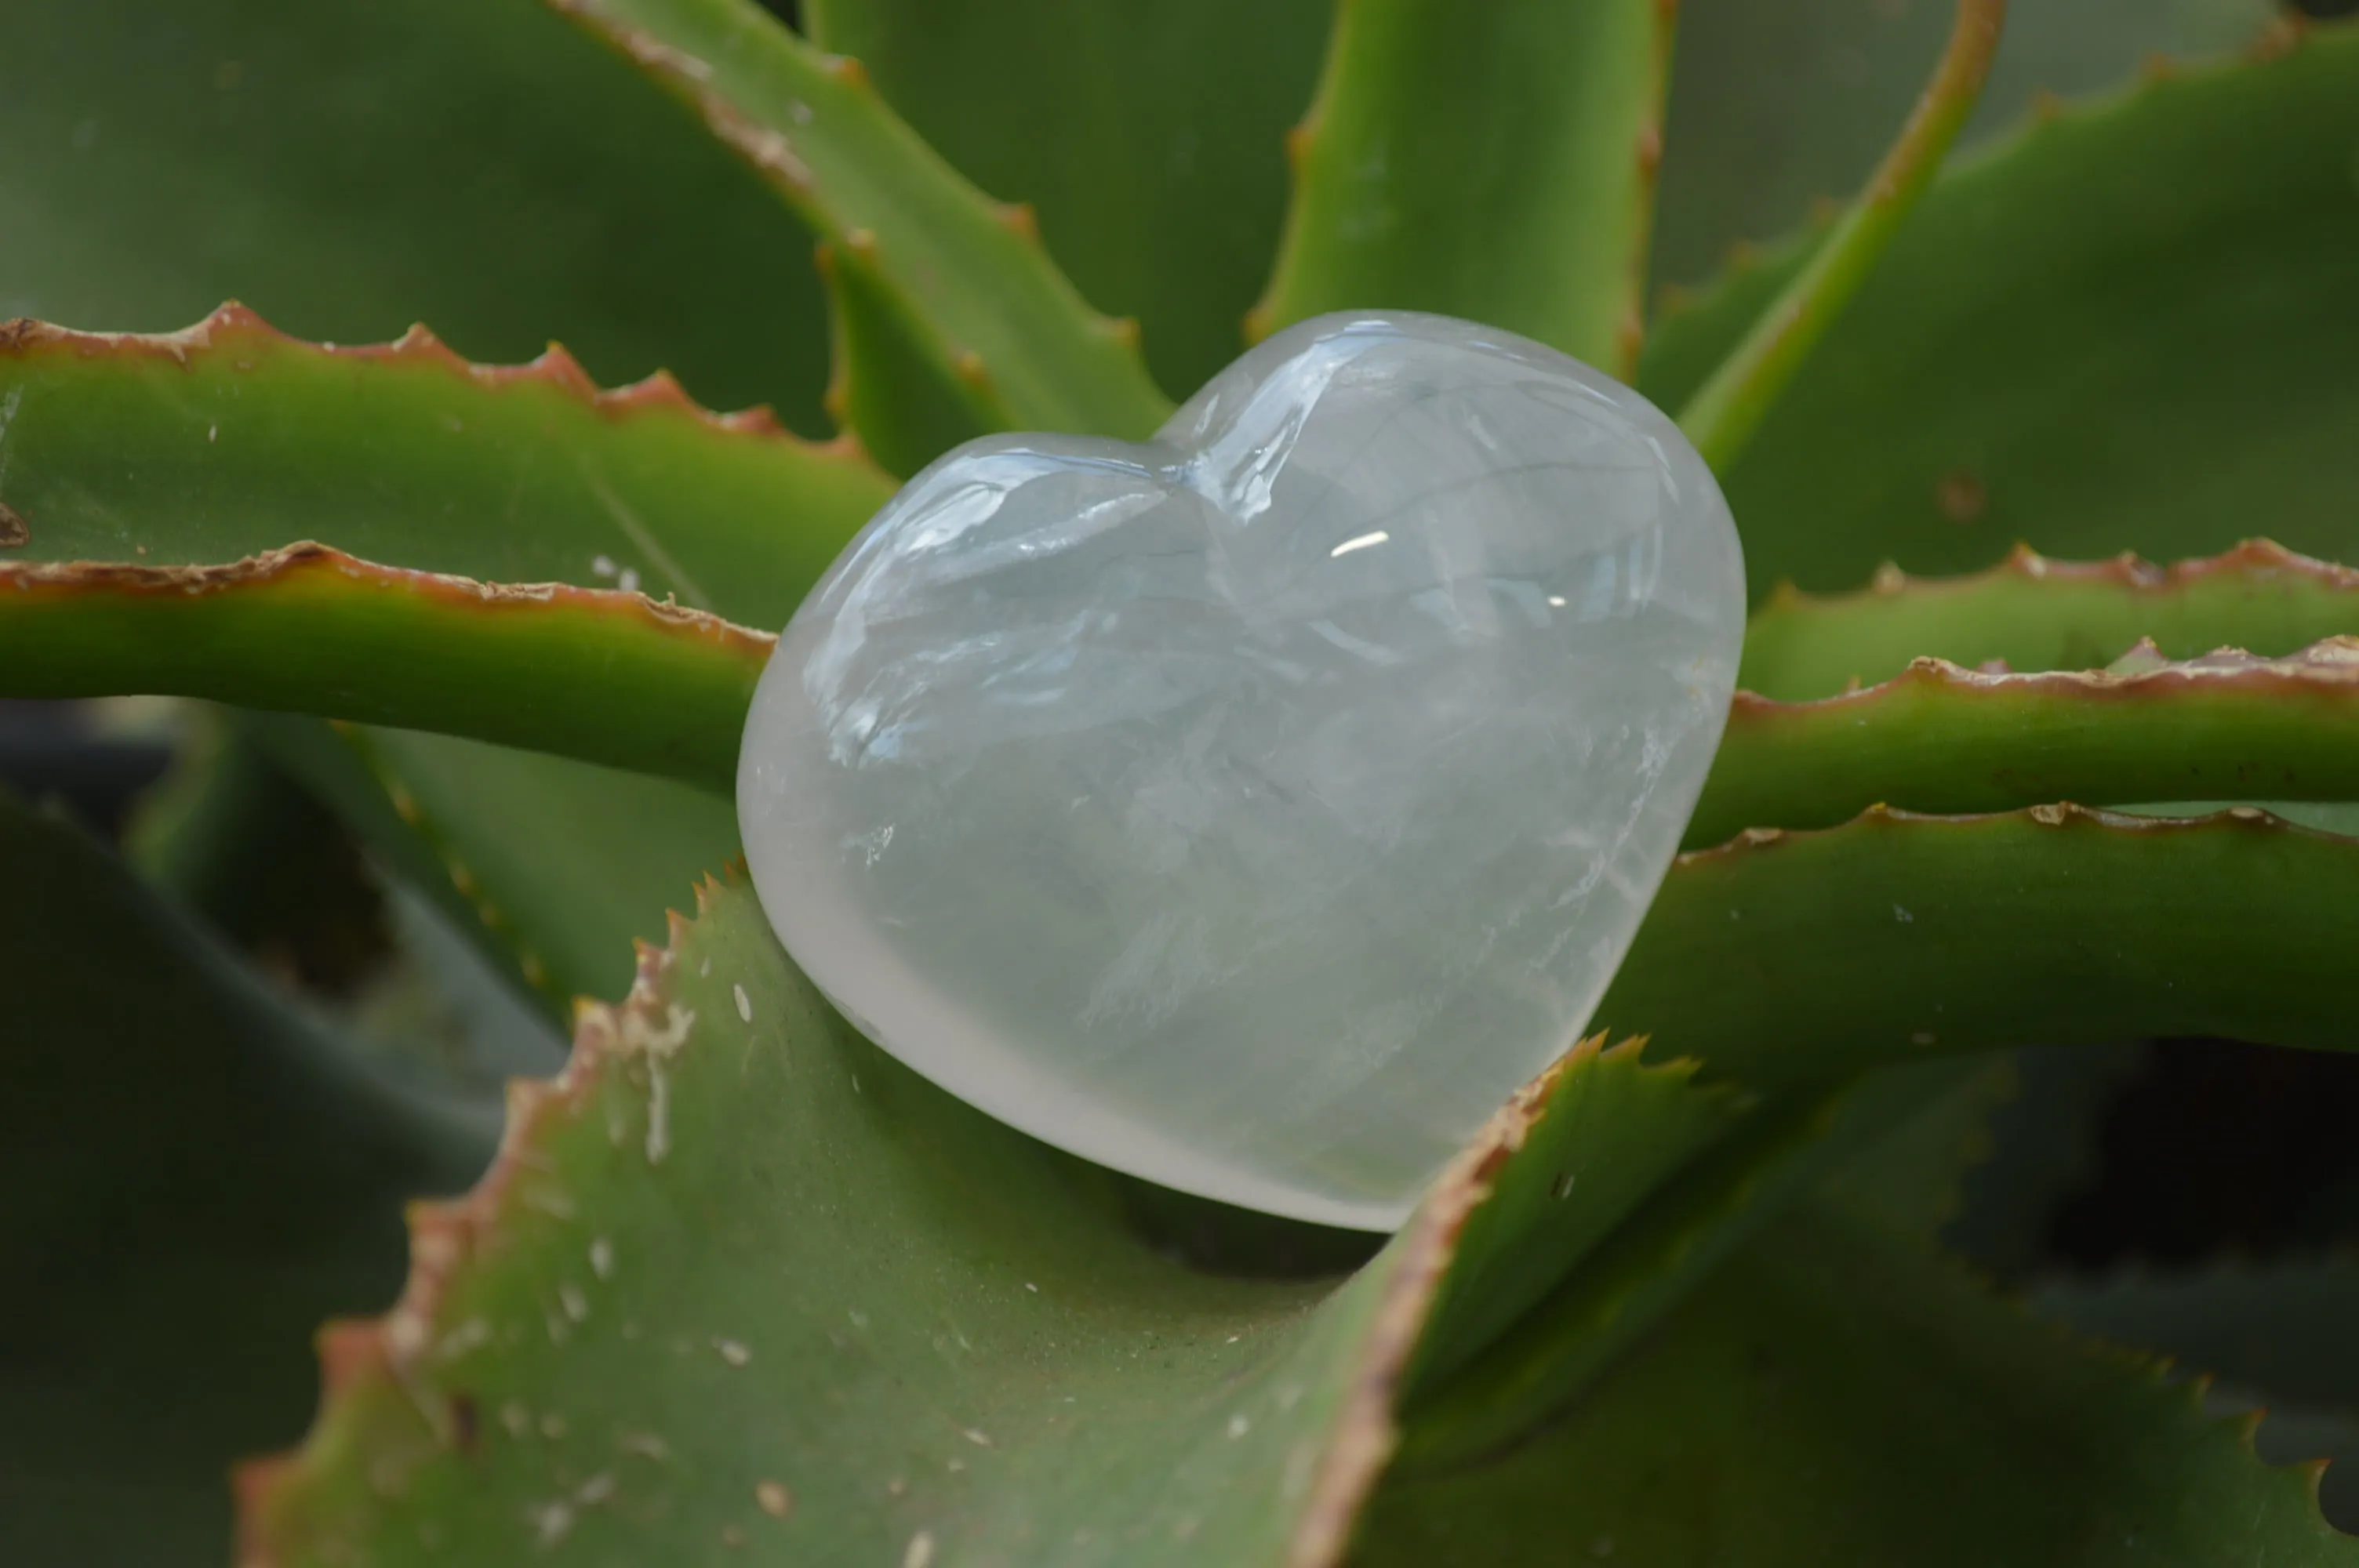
[0,303,877,463]
[229,860,1677,1568]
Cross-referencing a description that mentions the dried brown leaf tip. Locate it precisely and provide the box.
[0,501,27,549]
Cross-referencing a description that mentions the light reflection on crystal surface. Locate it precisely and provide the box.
[739,312,1745,1230]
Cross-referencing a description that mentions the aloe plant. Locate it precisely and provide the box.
[5,0,2358,1561]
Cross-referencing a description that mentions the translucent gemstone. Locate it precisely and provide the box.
[738,312,1745,1230]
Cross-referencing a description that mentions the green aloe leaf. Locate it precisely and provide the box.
[348,728,743,1009]
[0,790,490,1564]
[1677,0,2005,473]
[1250,0,1671,376]
[2034,1256,2359,1410]
[0,544,764,788]
[1354,1207,2356,1566]
[1604,804,2359,1088]
[1642,24,2359,599]
[804,0,1332,400]
[1652,0,2277,289]
[0,0,831,426]
[1743,542,2359,701]
[240,871,1756,1566]
[549,0,1172,454]
[0,304,885,1014]
[0,308,892,597]
[1690,639,2359,848]
[2033,1260,2359,1526]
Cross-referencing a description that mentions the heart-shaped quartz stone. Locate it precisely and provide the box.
[739,312,1743,1229]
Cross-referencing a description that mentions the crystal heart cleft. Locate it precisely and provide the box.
[739,312,1744,1230]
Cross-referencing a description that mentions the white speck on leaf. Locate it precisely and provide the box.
[1227,1414,1251,1439]
[734,983,752,1022]
[590,1238,614,1279]
[1894,905,1914,923]
[618,567,641,593]
[645,1060,671,1164]
[754,1479,791,1518]
[963,1427,992,1447]
[903,1530,936,1568]
[591,554,617,578]
[529,1500,573,1549]
[559,1283,588,1323]
[714,1338,751,1367]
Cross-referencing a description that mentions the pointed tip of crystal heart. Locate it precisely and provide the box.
[738,311,1746,1229]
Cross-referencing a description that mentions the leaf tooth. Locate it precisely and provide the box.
[0,303,871,456]
[994,200,1041,244]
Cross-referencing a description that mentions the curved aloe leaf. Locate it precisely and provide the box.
[548,0,1172,452]
[350,728,743,1009]
[1605,804,2359,1088]
[1643,24,2359,600]
[0,544,764,787]
[0,0,831,426]
[1250,0,1671,376]
[0,304,883,1014]
[0,791,490,1564]
[239,871,1744,1566]
[0,307,892,604]
[2034,1257,2359,1409]
[1652,0,2277,287]
[1677,0,2007,472]
[805,0,1332,399]
[1689,639,2359,847]
[1356,1208,2357,1566]
[1743,541,2359,700]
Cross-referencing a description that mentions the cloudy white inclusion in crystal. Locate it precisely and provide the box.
[738,312,1745,1230]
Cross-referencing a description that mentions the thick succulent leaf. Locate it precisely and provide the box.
[1743,542,2359,700]
[1676,0,2005,473]
[0,304,882,1016]
[1250,0,1670,376]
[1690,639,2359,847]
[1353,1209,2356,1566]
[0,0,831,427]
[1394,1081,1858,1469]
[242,873,1752,1566]
[0,791,491,1564]
[0,544,764,788]
[1642,26,2359,599]
[2036,1258,2359,1416]
[0,308,892,601]
[351,728,743,1009]
[1653,0,2277,288]
[805,0,1332,399]
[1603,804,2359,1088]
[549,0,1172,452]
[1944,1043,2146,1277]
[813,235,997,477]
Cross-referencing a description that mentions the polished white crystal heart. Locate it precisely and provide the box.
[738,311,1743,1229]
